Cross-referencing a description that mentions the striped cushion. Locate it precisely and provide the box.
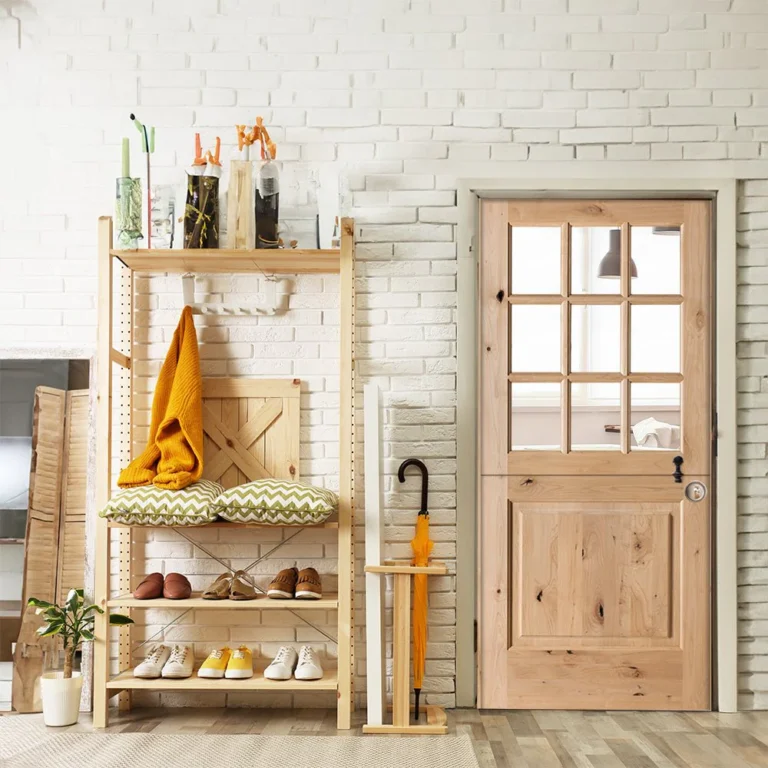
[213,479,338,525]
[99,480,224,526]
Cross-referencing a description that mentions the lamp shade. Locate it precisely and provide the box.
[597,228,638,279]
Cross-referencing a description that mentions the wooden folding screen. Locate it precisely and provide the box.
[13,386,89,713]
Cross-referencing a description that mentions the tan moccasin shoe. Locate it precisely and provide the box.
[267,567,298,599]
[296,567,322,600]
[202,572,232,600]
[230,570,258,601]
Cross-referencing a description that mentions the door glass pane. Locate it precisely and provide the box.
[511,382,561,450]
[571,227,621,295]
[511,305,561,372]
[631,305,680,373]
[630,226,681,295]
[571,382,621,451]
[631,383,681,451]
[571,305,621,373]
[510,227,561,295]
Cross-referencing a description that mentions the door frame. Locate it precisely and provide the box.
[456,166,740,712]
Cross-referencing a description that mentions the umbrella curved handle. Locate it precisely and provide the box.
[398,458,429,514]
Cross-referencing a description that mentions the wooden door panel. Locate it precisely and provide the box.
[507,451,686,476]
[508,475,706,502]
[505,649,685,710]
[514,503,676,645]
[479,198,712,711]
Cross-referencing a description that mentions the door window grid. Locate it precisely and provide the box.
[508,222,683,454]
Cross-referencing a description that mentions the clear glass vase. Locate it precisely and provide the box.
[184,174,219,249]
[115,177,142,249]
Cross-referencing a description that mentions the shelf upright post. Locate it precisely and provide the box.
[337,217,355,729]
[93,217,114,728]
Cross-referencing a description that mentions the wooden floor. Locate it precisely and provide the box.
[44,707,768,767]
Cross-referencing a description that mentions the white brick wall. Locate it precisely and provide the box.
[2,0,768,710]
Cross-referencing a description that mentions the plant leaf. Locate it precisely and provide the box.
[37,624,62,638]
[109,614,134,626]
[28,598,53,609]
[79,629,94,641]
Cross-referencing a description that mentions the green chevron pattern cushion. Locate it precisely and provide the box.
[99,480,224,526]
[212,479,338,525]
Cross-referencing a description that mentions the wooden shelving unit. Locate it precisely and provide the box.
[93,217,356,728]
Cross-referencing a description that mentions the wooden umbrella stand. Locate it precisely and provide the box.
[362,559,448,735]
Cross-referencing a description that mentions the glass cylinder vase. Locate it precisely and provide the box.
[184,174,219,249]
[115,177,142,249]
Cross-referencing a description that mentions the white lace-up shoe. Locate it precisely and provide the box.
[161,644,194,678]
[294,645,323,681]
[263,646,298,681]
[133,644,171,678]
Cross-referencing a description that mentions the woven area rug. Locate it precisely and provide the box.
[0,716,480,768]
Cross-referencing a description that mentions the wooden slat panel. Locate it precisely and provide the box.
[481,201,510,474]
[681,200,712,476]
[507,475,698,502]
[513,503,676,647]
[21,387,67,608]
[202,378,300,399]
[114,249,341,275]
[508,451,690,476]
[56,390,89,604]
[200,378,300,488]
[507,199,688,226]
[505,649,685,709]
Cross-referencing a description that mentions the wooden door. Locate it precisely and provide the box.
[478,199,712,710]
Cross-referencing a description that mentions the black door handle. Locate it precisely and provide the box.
[673,455,684,483]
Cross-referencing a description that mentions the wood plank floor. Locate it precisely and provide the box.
[46,707,768,767]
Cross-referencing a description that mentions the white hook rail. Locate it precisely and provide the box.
[181,273,291,315]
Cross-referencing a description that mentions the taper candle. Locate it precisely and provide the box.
[121,137,130,178]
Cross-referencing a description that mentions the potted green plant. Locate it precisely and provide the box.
[28,588,133,726]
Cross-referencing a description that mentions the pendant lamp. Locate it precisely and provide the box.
[597,228,638,279]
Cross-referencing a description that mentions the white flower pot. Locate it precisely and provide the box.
[40,671,82,727]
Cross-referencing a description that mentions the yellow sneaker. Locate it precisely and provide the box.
[198,647,231,679]
[225,646,253,679]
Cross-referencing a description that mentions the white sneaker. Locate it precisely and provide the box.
[133,644,171,678]
[294,645,323,681]
[161,644,194,678]
[263,646,298,681]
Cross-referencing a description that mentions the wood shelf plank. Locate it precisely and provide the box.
[107,593,338,610]
[365,564,448,575]
[111,249,341,275]
[107,666,337,692]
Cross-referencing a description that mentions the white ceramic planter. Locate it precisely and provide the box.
[40,671,82,727]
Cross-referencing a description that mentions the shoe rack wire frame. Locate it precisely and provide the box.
[93,217,356,728]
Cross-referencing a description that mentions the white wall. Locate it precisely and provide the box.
[1,0,768,709]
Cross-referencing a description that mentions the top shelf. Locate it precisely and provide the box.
[111,248,341,275]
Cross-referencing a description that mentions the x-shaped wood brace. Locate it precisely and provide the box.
[203,398,283,481]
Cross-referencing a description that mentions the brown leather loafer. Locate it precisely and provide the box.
[163,573,192,600]
[296,567,322,600]
[267,567,298,599]
[133,572,164,600]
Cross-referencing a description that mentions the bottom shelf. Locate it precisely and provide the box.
[107,666,338,693]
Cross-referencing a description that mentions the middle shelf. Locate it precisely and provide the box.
[107,594,339,610]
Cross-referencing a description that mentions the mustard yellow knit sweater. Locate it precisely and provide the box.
[118,306,203,491]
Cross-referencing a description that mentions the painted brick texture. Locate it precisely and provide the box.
[1,0,768,710]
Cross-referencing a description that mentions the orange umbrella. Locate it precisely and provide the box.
[398,458,433,722]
